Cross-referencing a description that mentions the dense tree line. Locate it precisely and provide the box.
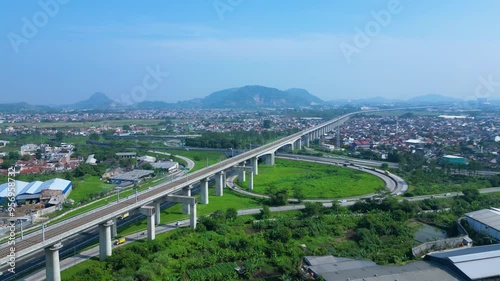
[184,130,297,149]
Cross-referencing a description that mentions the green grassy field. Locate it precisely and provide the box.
[69,176,116,203]
[239,159,384,198]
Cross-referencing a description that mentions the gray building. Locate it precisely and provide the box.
[426,244,500,281]
[302,255,462,281]
[115,152,137,159]
[109,170,154,185]
[304,244,500,281]
[465,208,500,242]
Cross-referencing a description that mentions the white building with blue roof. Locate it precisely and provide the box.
[0,178,72,204]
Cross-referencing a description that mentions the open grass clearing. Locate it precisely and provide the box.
[239,158,385,199]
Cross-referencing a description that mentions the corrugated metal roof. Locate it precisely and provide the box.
[454,256,500,280]
[0,178,71,198]
[320,261,462,281]
[18,181,44,195]
[0,180,29,197]
[427,244,500,280]
[465,208,500,232]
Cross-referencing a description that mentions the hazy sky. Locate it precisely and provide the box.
[2,0,500,105]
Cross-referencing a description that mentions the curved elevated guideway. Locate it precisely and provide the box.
[227,154,408,202]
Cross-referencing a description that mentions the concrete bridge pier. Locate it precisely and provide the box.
[238,168,246,183]
[99,220,113,261]
[182,185,193,214]
[111,217,117,239]
[215,171,224,196]
[263,153,275,165]
[295,138,302,150]
[45,242,63,281]
[140,206,155,240]
[305,135,310,147]
[154,201,161,225]
[248,171,254,190]
[251,157,258,175]
[200,178,209,204]
[190,203,197,229]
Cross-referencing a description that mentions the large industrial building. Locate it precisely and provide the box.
[0,178,72,205]
[108,169,154,185]
[304,244,500,280]
[465,208,500,242]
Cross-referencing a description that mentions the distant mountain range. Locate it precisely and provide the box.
[0,86,493,112]
[65,92,117,110]
[0,102,54,113]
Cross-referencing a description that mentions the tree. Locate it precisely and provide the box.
[141,163,154,170]
[380,163,389,170]
[55,131,64,142]
[225,208,238,220]
[292,187,305,203]
[263,119,272,129]
[462,188,480,203]
[89,133,100,141]
[265,225,291,243]
[268,189,288,206]
[0,160,14,169]
[35,149,42,160]
[122,125,131,131]
[21,154,31,161]
[302,202,322,217]
[259,205,271,220]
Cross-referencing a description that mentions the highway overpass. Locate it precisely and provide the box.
[0,110,371,281]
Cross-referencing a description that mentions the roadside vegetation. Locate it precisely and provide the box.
[184,130,297,150]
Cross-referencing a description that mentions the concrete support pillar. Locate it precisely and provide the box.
[182,185,192,214]
[190,203,197,229]
[264,153,275,165]
[154,201,161,225]
[251,157,258,175]
[248,171,254,191]
[45,242,63,281]
[215,172,224,196]
[200,178,209,204]
[239,168,246,183]
[111,218,117,239]
[140,206,155,240]
[99,220,113,261]
[296,138,302,150]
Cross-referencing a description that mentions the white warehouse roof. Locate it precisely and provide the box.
[0,180,30,198]
[465,208,500,232]
[0,178,72,200]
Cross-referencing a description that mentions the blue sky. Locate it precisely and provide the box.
[1,0,500,105]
